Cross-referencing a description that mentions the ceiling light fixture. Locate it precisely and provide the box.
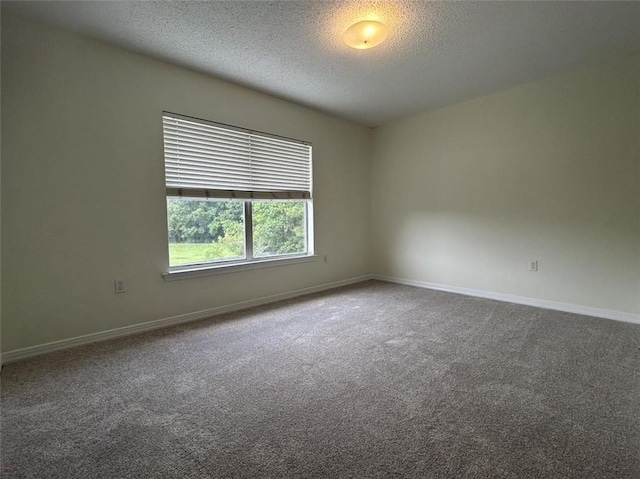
[344,20,388,50]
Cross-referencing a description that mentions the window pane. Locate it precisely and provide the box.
[252,200,306,258]
[167,198,245,266]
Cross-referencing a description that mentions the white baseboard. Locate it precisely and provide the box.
[1,274,374,365]
[4,273,635,365]
[374,275,640,325]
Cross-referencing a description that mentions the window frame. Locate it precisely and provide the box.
[162,113,316,279]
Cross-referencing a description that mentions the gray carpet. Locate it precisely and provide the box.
[2,280,640,478]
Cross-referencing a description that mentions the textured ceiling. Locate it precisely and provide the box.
[4,1,640,126]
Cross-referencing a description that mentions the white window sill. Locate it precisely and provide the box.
[163,254,320,281]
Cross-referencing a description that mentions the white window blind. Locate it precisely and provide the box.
[163,113,312,200]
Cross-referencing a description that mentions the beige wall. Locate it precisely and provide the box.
[1,14,372,352]
[372,54,640,314]
[2,13,639,355]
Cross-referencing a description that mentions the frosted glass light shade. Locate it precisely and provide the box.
[344,20,388,50]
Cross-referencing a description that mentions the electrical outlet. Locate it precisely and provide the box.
[528,261,538,272]
[114,279,126,293]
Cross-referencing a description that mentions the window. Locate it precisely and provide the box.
[163,113,313,272]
